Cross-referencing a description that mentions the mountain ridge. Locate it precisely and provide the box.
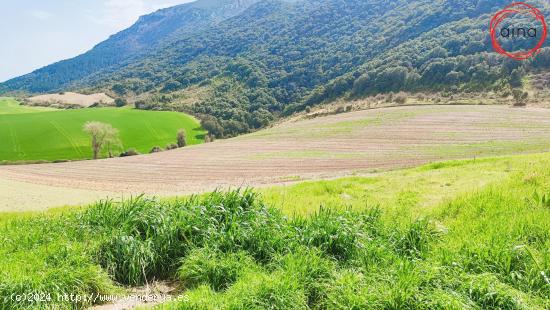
[1,0,262,92]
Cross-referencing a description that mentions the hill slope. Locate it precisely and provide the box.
[0,0,260,93]
[0,99,205,162]
[2,0,550,137]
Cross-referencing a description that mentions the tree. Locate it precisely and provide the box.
[83,121,120,159]
[114,98,127,107]
[111,84,126,96]
[200,116,224,138]
[104,126,122,158]
[509,69,523,88]
[177,129,187,147]
[512,89,528,107]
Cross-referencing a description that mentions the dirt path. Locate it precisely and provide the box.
[89,282,178,310]
[2,105,550,212]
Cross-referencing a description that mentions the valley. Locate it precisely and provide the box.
[2,104,550,212]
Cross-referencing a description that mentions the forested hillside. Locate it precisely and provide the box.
[2,0,550,137]
[1,0,260,93]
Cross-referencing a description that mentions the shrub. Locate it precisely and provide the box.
[134,101,143,109]
[150,146,162,153]
[165,143,178,150]
[177,129,187,147]
[200,116,224,138]
[394,92,408,104]
[512,89,528,106]
[120,148,139,157]
[385,92,394,103]
[114,98,127,107]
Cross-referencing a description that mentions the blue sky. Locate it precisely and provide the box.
[0,0,193,82]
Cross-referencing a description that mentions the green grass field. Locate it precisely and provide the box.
[1,153,549,309]
[0,98,206,162]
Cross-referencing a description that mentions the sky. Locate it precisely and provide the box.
[0,0,194,82]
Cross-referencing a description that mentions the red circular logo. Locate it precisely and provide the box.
[490,2,548,60]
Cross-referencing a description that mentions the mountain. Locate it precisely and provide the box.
[2,0,550,137]
[2,0,260,93]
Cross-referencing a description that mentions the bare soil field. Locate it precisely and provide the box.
[2,105,550,212]
[27,92,114,107]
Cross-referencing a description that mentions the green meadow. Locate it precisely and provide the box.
[0,97,55,114]
[0,98,205,162]
[1,153,549,309]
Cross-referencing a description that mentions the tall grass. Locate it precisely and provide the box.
[1,156,550,309]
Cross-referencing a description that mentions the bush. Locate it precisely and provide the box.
[394,92,408,104]
[385,92,394,103]
[512,89,528,106]
[200,116,224,138]
[150,146,162,153]
[120,148,139,157]
[165,143,178,150]
[177,129,187,147]
[114,98,127,107]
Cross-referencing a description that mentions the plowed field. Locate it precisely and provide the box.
[2,105,550,211]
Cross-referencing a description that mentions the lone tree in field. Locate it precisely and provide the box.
[177,129,187,148]
[104,126,122,158]
[83,121,121,159]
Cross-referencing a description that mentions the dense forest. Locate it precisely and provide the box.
[2,0,550,137]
